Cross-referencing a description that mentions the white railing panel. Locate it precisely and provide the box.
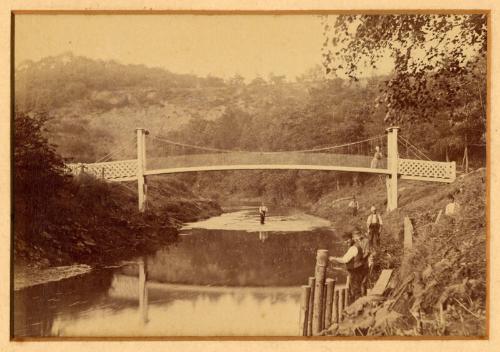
[67,159,138,180]
[398,159,455,181]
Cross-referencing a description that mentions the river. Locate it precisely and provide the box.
[13,206,347,337]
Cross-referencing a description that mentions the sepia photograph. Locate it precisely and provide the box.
[10,10,488,340]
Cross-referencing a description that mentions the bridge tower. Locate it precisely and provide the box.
[136,128,149,212]
[386,126,399,212]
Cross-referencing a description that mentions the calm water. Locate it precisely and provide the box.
[13,206,346,337]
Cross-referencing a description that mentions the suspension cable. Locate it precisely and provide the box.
[405,139,432,161]
[283,135,385,153]
[398,136,432,160]
[152,135,237,153]
[93,137,136,163]
[152,134,386,154]
[398,139,420,160]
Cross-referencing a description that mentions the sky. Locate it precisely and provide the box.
[14,14,343,81]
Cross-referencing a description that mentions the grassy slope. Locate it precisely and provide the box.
[309,170,486,336]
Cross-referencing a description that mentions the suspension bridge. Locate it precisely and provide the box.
[67,127,456,212]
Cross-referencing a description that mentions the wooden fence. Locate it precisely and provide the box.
[298,249,394,336]
[298,249,350,336]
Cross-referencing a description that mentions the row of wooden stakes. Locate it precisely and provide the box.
[299,249,350,336]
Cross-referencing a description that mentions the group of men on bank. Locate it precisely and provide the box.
[258,197,384,302]
[329,202,383,302]
[331,190,461,304]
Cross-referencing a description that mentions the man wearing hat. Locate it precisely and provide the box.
[353,227,372,296]
[329,230,366,302]
[366,205,383,248]
[259,202,268,224]
[348,195,359,217]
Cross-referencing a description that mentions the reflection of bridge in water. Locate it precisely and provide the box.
[68,127,456,212]
[108,260,302,326]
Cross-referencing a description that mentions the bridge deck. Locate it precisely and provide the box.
[145,152,387,175]
[67,152,455,183]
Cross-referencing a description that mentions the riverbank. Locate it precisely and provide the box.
[307,169,486,336]
[14,174,222,288]
[175,168,486,336]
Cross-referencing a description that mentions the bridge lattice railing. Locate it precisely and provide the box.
[398,158,456,182]
[65,133,456,183]
[66,159,138,181]
[66,154,455,183]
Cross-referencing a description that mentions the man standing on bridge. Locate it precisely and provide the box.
[370,146,383,168]
[329,231,366,302]
[259,202,268,224]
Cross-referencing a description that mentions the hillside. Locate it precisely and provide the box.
[15,52,310,163]
[310,170,487,336]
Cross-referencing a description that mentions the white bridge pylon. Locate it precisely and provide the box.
[67,127,456,212]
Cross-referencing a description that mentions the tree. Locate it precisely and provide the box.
[296,64,327,83]
[212,108,248,150]
[228,74,245,87]
[248,76,267,87]
[14,112,69,235]
[203,75,226,87]
[322,14,487,162]
[268,73,286,85]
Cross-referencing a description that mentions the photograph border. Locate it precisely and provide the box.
[1,1,497,351]
[8,6,493,343]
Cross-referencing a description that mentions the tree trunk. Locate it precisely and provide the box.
[465,146,469,173]
[463,145,469,173]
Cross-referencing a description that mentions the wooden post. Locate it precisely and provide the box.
[324,278,335,328]
[136,128,148,212]
[307,277,315,336]
[299,285,311,336]
[403,216,413,251]
[435,210,443,224]
[143,129,149,211]
[332,289,339,323]
[345,277,351,307]
[338,288,345,322]
[386,126,399,211]
[462,147,466,171]
[343,288,349,317]
[138,259,148,323]
[312,249,328,335]
[464,145,469,173]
